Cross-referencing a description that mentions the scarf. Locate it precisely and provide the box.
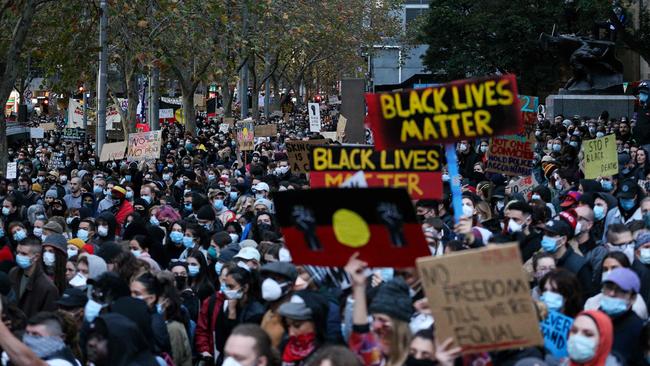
[282,333,316,363]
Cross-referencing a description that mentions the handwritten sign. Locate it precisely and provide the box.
[275,188,429,267]
[510,175,536,199]
[309,145,443,199]
[581,134,618,179]
[417,244,543,354]
[366,75,521,149]
[236,121,254,151]
[308,103,322,132]
[127,131,162,161]
[6,162,17,180]
[336,115,347,142]
[62,128,86,141]
[540,310,573,358]
[286,139,328,174]
[49,153,66,169]
[40,123,57,132]
[99,141,127,162]
[254,124,277,137]
[486,137,534,176]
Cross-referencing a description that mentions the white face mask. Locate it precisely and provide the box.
[97,225,109,237]
[69,272,87,287]
[222,357,243,366]
[261,278,286,302]
[43,251,56,267]
[462,204,474,218]
[508,219,523,233]
[229,233,239,243]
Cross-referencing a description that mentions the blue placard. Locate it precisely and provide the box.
[540,310,573,358]
[444,144,463,223]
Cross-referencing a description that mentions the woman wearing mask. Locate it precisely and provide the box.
[187,250,215,302]
[251,212,279,243]
[170,261,200,321]
[80,192,97,216]
[346,253,413,366]
[592,192,617,242]
[41,234,69,295]
[531,252,557,301]
[224,221,243,246]
[561,310,622,366]
[94,212,116,247]
[8,221,28,248]
[584,252,648,319]
[178,223,207,261]
[539,268,583,318]
[165,221,187,261]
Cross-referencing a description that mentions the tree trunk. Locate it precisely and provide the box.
[182,88,196,135]
[250,59,260,121]
[0,0,37,172]
[271,74,281,112]
[126,70,139,133]
[222,74,233,118]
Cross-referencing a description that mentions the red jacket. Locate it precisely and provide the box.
[115,200,134,235]
[195,291,225,355]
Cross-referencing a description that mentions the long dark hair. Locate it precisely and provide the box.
[540,268,583,318]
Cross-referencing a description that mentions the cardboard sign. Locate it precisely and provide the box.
[321,131,337,141]
[30,128,44,139]
[486,136,534,176]
[308,103,322,132]
[99,141,127,162]
[510,175,536,199]
[309,145,443,199]
[416,244,543,354]
[62,128,86,141]
[223,117,235,126]
[67,98,84,128]
[336,115,347,142]
[286,139,328,174]
[254,124,277,137]
[236,121,254,151]
[540,310,573,358]
[275,188,429,267]
[6,162,17,180]
[127,131,162,161]
[40,122,57,132]
[366,74,521,149]
[159,108,174,119]
[582,134,618,179]
[219,123,230,133]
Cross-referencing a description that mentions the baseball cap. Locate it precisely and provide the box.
[260,261,298,282]
[56,287,88,308]
[617,179,639,199]
[604,268,640,293]
[542,219,573,238]
[278,295,313,320]
[234,247,261,262]
[560,191,582,208]
[111,186,126,199]
[253,182,270,192]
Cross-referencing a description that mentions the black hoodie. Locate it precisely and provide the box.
[92,313,158,366]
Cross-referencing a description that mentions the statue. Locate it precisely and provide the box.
[539,33,623,93]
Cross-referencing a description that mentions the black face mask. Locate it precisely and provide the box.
[404,356,437,366]
[175,276,187,291]
[258,223,273,232]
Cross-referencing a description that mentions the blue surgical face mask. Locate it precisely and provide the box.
[77,229,89,241]
[620,198,636,211]
[541,235,559,253]
[13,229,26,242]
[208,174,216,181]
[540,291,564,312]
[567,334,597,363]
[640,248,650,264]
[641,91,649,103]
[2,207,9,216]
[188,264,200,277]
[553,144,561,152]
[15,254,32,269]
[213,199,224,211]
[229,192,238,201]
[93,185,102,194]
[593,205,605,221]
[220,282,227,293]
[156,303,164,315]
[182,236,195,249]
[184,203,192,212]
[149,216,160,226]
[131,249,142,257]
[215,262,224,276]
[600,294,629,316]
[207,247,218,260]
[125,175,132,182]
[601,180,613,191]
[569,141,578,148]
[125,191,133,200]
[84,299,104,323]
[170,231,183,244]
[141,195,152,204]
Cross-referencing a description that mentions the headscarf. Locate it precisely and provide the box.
[569,310,613,366]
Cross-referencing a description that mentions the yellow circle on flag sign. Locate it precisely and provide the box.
[332,209,370,248]
[175,109,185,124]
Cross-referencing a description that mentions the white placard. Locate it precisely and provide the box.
[159,109,174,119]
[6,162,17,179]
[30,128,44,139]
[308,103,321,132]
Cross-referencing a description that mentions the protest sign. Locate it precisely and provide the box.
[509,175,536,199]
[219,123,230,133]
[336,115,347,142]
[62,128,86,141]
[340,171,368,188]
[582,133,618,179]
[67,98,83,128]
[254,124,277,137]
[159,109,174,119]
[286,139,328,173]
[99,141,127,162]
[223,117,235,126]
[417,244,543,354]
[486,136,534,176]
[308,103,322,132]
[236,121,254,151]
[309,145,443,199]
[366,74,521,149]
[49,153,66,169]
[275,188,429,267]
[40,123,56,132]
[540,310,573,358]
[6,162,16,179]
[30,128,44,139]
[321,131,337,141]
[127,131,162,161]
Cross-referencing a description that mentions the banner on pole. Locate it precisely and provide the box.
[366,75,521,149]
[309,145,443,199]
[62,128,86,141]
[127,131,162,161]
[417,244,543,354]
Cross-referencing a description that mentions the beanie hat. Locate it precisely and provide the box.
[111,186,126,199]
[67,238,85,250]
[369,278,414,322]
[42,233,68,255]
[196,205,216,221]
[43,221,63,234]
[239,239,258,249]
[636,232,650,249]
[45,189,58,199]
[31,183,42,193]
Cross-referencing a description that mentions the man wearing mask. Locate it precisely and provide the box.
[253,182,270,200]
[109,186,134,236]
[541,215,594,296]
[494,201,540,262]
[633,80,650,146]
[457,140,479,178]
[632,232,650,308]
[572,205,608,287]
[259,261,298,348]
[8,237,59,318]
[598,268,644,365]
[17,175,39,207]
[63,177,82,209]
[602,179,643,243]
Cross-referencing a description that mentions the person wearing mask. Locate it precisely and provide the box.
[573,205,608,288]
[597,268,644,365]
[2,196,24,232]
[253,182,271,201]
[76,218,95,246]
[632,232,650,309]
[592,192,617,243]
[41,233,69,296]
[602,179,644,242]
[541,215,594,297]
[405,328,460,366]
[260,261,299,348]
[495,201,540,263]
[345,253,413,366]
[170,261,200,321]
[531,252,557,301]
[165,221,187,261]
[562,310,622,366]
[8,237,59,318]
[109,186,134,236]
[93,213,116,248]
[277,290,329,366]
[234,247,261,271]
[196,205,220,236]
[538,268,584,318]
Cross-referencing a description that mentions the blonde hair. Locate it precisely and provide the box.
[386,319,412,366]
